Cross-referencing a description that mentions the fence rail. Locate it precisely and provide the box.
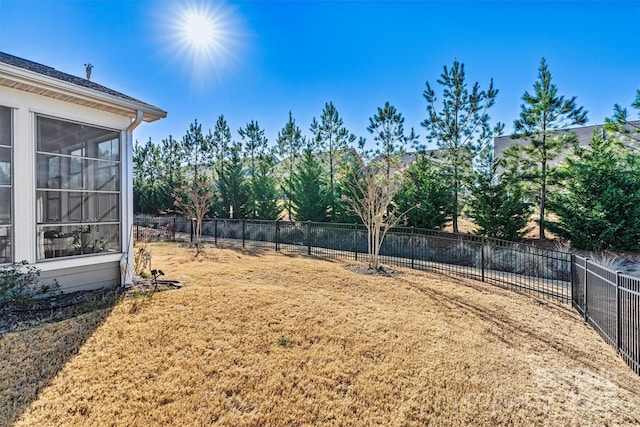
[572,255,640,375]
[134,215,639,376]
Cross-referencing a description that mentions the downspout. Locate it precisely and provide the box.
[120,110,144,286]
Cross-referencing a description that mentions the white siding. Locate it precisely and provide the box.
[0,84,133,290]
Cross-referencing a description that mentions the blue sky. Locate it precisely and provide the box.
[0,0,638,150]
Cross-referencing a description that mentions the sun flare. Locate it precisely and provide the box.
[161,1,244,86]
[177,8,220,53]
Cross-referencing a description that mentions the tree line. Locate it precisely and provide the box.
[134,58,640,252]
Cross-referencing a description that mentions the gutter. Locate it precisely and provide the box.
[120,110,144,286]
[127,109,144,133]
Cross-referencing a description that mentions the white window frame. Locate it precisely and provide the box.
[0,105,13,264]
[34,114,122,261]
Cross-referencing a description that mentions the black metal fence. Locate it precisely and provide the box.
[572,255,640,375]
[134,216,640,376]
[134,216,572,302]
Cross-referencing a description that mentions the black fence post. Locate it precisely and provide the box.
[481,236,485,283]
[214,218,218,246]
[354,223,358,261]
[570,253,575,305]
[584,257,589,322]
[190,219,194,243]
[136,219,140,241]
[307,221,312,255]
[411,227,415,269]
[242,219,246,248]
[275,220,280,252]
[616,270,621,351]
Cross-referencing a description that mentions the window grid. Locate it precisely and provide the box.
[36,115,121,260]
[0,105,12,264]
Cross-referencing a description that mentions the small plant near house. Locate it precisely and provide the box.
[133,243,150,276]
[0,260,60,305]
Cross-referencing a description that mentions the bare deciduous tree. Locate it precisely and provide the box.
[342,154,412,270]
[174,176,215,253]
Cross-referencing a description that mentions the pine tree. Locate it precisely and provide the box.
[547,131,640,251]
[211,115,232,218]
[276,112,304,219]
[181,119,213,180]
[158,135,184,213]
[422,60,503,233]
[505,57,587,240]
[238,120,268,174]
[393,153,452,230]
[223,141,248,219]
[367,102,409,180]
[287,138,330,222]
[310,102,356,221]
[133,137,184,215]
[334,147,365,224]
[238,120,268,218]
[251,152,281,220]
[604,89,640,146]
[133,138,160,214]
[467,146,531,241]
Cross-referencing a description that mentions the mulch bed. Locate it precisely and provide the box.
[0,280,181,335]
[121,279,182,298]
[345,264,402,277]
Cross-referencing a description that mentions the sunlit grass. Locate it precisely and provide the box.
[5,242,640,426]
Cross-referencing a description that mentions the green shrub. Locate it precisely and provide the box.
[0,260,60,305]
[548,131,640,251]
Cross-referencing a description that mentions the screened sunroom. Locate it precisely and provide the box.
[0,51,166,291]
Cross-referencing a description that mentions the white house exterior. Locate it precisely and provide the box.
[0,52,166,292]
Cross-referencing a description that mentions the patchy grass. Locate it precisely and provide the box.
[3,242,640,426]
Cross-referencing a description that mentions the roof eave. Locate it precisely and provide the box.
[0,62,167,123]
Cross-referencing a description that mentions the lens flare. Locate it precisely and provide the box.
[159,1,245,87]
[177,7,220,55]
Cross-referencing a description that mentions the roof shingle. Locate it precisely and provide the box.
[0,51,156,109]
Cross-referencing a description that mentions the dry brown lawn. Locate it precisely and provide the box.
[3,242,640,426]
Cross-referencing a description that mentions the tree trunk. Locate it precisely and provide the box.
[453,178,459,233]
[540,171,547,240]
[329,151,335,222]
[539,134,547,240]
[371,224,380,269]
[195,217,202,253]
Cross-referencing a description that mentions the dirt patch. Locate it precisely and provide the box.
[345,264,402,277]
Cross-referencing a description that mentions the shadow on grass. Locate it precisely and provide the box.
[0,291,119,427]
[201,239,274,257]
